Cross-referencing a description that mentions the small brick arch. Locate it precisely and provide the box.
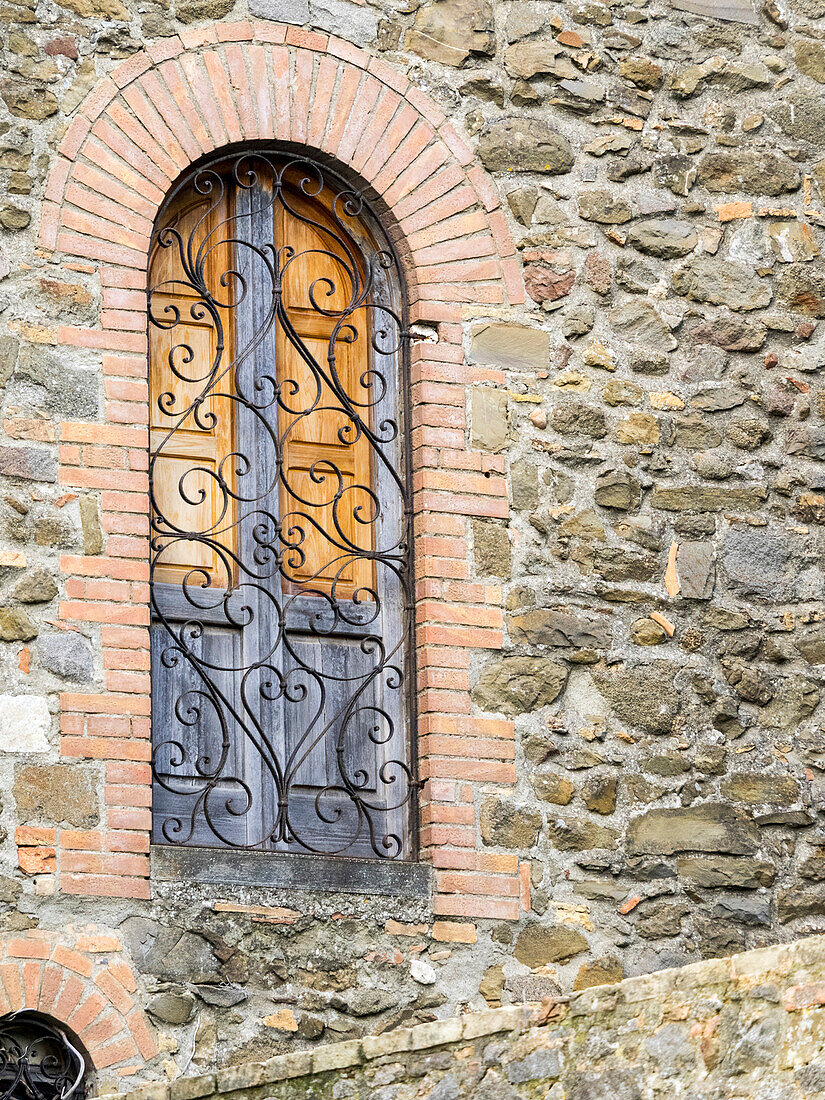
[40,23,527,922]
[0,931,157,1072]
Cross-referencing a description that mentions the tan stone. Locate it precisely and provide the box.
[616,411,660,446]
[13,763,97,826]
[262,1009,299,1031]
[432,921,476,944]
[406,0,494,65]
[573,956,624,990]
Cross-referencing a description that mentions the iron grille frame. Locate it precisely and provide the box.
[147,145,421,864]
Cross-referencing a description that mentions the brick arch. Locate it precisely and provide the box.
[0,931,157,1072]
[42,24,527,924]
[40,22,523,316]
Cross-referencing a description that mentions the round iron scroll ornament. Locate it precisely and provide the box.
[0,1012,87,1100]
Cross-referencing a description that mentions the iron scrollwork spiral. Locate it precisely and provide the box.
[148,152,418,860]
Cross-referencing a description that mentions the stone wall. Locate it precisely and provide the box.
[95,934,825,1100]
[2,0,825,1083]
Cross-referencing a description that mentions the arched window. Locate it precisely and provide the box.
[0,1012,87,1100]
[148,151,417,864]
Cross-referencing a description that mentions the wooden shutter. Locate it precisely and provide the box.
[150,161,414,860]
[149,185,250,847]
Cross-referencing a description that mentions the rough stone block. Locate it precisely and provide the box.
[0,695,50,752]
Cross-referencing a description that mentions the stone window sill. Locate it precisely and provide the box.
[151,845,432,898]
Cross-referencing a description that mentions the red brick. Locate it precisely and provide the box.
[60,830,104,850]
[285,26,327,50]
[361,104,418,184]
[420,824,475,848]
[146,34,184,60]
[105,784,152,808]
[61,874,151,900]
[18,847,56,874]
[111,52,153,89]
[519,860,531,913]
[323,65,362,157]
[52,946,93,978]
[22,961,43,1010]
[7,939,49,961]
[216,19,252,42]
[246,44,273,138]
[373,121,435,198]
[95,969,135,1015]
[337,76,381,165]
[106,101,180,179]
[82,1010,121,1048]
[367,55,409,95]
[90,1034,139,1070]
[44,156,72,204]
[431,851,517,873]
[64,182,152,239]
[106,830,150,853]
[270,45,291,142]
[139,70,202,162]
[38,962,64,1013]
[253,20,286,43]
[68,991,107,1034]
[431,895,519,920]
[350,89,400,176]
[179,53,228,148]
[158,59,211,153]
[53,973,85,1021]
[100,625,150,648]
[125,1009,158,1059]
[203,50,243,144]
[59,601,149,626]
[0,963,23,1010]
[392,160,461,222]
[225,44,258,138]
[15,826,57,846]
[107,808,152,831]
[106,760,151,785]
[436,871,519,897]
[327,35,369,67]
[60,692,151,715]
[103,647,150,671]
[290,48,315,145]
[59,115,92,161]
[421,759,515,784]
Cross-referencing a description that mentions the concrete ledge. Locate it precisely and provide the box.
[151,846,433,898]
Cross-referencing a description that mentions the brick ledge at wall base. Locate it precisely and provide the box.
[37,21,526,918]
[0,931,157,1080]
[91,933,825,1100]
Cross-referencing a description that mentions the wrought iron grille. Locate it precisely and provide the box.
[148,151,418,860]
[0,1013,86,1100]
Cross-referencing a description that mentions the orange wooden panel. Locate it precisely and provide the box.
[276,183,377,601]
[149,188,236,589]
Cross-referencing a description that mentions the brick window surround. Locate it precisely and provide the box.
[39,22,527,921]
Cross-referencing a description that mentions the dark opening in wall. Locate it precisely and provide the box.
[0,1011,88,1100]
